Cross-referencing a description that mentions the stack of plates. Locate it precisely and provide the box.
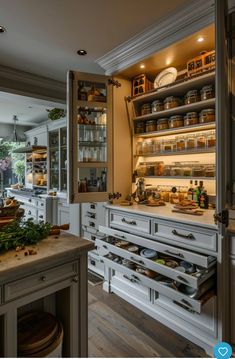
[140,249,158,259]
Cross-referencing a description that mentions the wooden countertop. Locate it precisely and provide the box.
[0,232,94,279]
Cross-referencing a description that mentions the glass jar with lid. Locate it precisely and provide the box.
[196,133,206,148]
[142,141,149,154]
[200,85,215,100]
[141,103,151,116]
[162,140,173,152]
[154,161,165,176]
[205,164,215,177]
[157,118,169,131]
[136,163,147,177]
[192,165,206,177]
[186,134,196,150]
[164,96,182,110]
[199,109,215,123]
[206,131,216,148]
[147,140,155,154]
[184,89,200,105]
[146,119,157,132]
[154,140,161,153]
[184,112,198,126]
[168,115,184,129]
[146,162,155,176]
[176,136,186,151]
[164,165,171,176]
[135,121,145,134]
[151,99,164,113]
[136,141,143,155]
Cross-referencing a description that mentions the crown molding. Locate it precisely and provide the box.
[96,0,215,75]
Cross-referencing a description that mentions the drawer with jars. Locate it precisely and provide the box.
[136,131,215,156]
[98,235,216,314]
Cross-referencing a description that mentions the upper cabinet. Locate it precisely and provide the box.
[67,72,113,203]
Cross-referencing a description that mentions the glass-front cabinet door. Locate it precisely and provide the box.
[60,127,67,192]
[49,131,59,190]
[67,71,113,203]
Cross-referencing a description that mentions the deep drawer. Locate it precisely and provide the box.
[4,261,78,302]
[99,226,216,268]
[22,206,37,218]
[154,220,217,252]
[103,256,215,314]
[110,211,151,234]
[96,238,215,289]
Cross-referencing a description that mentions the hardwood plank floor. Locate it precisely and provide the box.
[88,283,208,358]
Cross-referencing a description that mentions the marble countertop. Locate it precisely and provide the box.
[106,203,217,230]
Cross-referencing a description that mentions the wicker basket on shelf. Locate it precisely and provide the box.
[0,204,20,218]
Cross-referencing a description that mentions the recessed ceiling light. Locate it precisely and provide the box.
[0,26,6,33]
[140,64,145,69]
[197,37,204,42]
[77,49,87,56]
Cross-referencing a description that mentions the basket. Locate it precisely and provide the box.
[0,205,20,217]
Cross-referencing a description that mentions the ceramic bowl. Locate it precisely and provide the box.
[180,261,196,273]
[140,248,158,259]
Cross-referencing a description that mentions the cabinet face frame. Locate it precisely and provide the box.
[67,71,113,204]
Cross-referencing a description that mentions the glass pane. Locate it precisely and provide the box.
[77,80,106,102]
[60,128,67,191]
[77,107,107,163]
[49,131,59,189]
[78,167,107,193]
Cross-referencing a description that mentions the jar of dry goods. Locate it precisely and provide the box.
[164,96,182,110]
[136,163,147,177]
[205,165,215,177]
[162,140,173,152]
[146,119,157,132]
[200,85,214,100]
[141,103,151,116]
[146,163,155,176]
[186,135,196,149]
[176,136,186,151]
[199,109,215,123]
[136,141,143,155]
[135,121,145,134]
[192,166,205,177]
[154,161,165,176]
[157,118,169,131]
[154,140,161,153]
[184,112,198,126]
[151,99,164,113]
[196,134,206,148]
[147,140,155,154]
[142,141,149,154]
[168,115,184,129]
[184,90,200,105]
[206,132,216,147]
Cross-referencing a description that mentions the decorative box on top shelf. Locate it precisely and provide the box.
[187,50,215,77]
[132,74,153,97]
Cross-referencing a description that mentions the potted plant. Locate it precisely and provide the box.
[47,108,66,121]
[13,160,25,185]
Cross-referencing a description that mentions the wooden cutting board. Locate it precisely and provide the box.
[172,209,204,216]
[0,217,15,228]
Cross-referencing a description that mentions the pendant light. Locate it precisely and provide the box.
[12,115,18,142]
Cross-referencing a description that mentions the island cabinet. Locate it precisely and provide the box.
[0,233,94,358]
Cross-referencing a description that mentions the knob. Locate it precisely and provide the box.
[28,198,32,202]
[40,276,46,281]
[39,215,43,219]
[72,277,78,283]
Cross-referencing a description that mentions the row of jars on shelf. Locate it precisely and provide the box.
[136,161,215,178]
[136,131,216,155]
[78,146,107,162]
[135,109,215,134]
[140,84,214,116]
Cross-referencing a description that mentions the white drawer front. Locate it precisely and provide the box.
[22,207,37,219]
[230,236,235,256]
[96,238,215,289]
[82,216,98,230]
[4,261,78,302]
[103,256,215,314]
[111,273,151,302]
[38,210,45,221]
[154,220,217,251]
[99,226,216,268]
[110,211,151,234]
[37,200,45,209]
[88,253,104,273]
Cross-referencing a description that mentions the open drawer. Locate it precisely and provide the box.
[102,255,215,314]
[99,226,216,268]
[96,237,215,289]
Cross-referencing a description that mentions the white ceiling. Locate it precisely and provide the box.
[0,0,188,82]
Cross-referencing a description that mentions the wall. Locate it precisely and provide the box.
[0,124,32,140]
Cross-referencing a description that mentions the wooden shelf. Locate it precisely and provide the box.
[135,122,215,138]
[133,98,215,121]
[77,100,107,108]
[135,148,215,157]
[132,71,215,105]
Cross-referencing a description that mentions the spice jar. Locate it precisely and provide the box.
[206,131,216,147]
[184,90,200,105]
[147,140,155,154]
[136,141,143,155]
[151,100,164,113]
[141,103,151,116]
[154,162,165,176]
[199,109,215,123]
[146,119,157,132]
[164,165,171,176]
[196,134,206,148]
[154,140,161,153]
[200,85,215,100]
[184,112,198,126]
[168,115,184,129]
[186,135,196,149]
[176,136,186,151]
[164,96,182,110]
[157,118,169,131]
[135,121,145,134]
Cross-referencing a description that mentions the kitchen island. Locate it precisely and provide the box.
[0,232,94,357]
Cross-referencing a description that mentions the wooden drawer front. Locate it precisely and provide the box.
[38,210,45,221]
[154,220,217,251]
[155,294,217,337]
[4,261,78,302]
[99,226,216,268]
[110,211,151,234]
[103,256,214,314]
[96,238,215,289]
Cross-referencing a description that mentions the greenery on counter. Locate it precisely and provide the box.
[0,219,51,252]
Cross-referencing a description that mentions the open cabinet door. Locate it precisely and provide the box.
[216,0,232,342]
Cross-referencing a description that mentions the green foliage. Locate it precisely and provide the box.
[47,108,66,121]
[13,160,25,182]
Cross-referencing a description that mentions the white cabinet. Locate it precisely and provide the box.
[57,199,80,235]
[57,200,70,225]
[25,125,48,146]
[230,258,235,344]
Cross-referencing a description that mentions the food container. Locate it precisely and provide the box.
[164,96,181,110]
[142,142,149,154]
[182,166,192,176]
[163,166,171,177]
[176,136,186,151]
[200,85,215,100]
[184,112,199,126]
[186,135,196,149]
[161,140,173,152]
[170,166,183,176]
[136,163,147,177]
[151,100,164,113]
[184,90,200,105]
[135,121,145,134]
[192,166,206,177]
[206,132,216,147]
[146,163,155,176]
[157,118,169,131]
[141,103,151,115]
[205,165,215,177]
[180,261,196,273]
[154,161,165,176]
[127,245,139,254]
[146,119,157,132]
[196,134,206,148]
[122,258,136,269]
[154,140,161,153]
[146,140,155,154]
[168,115,184,129]
[136,141,143,155]
[199,109,215,123]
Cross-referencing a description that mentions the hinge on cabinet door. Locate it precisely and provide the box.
[125,95,132,103]
[213,209,229,227]
[107,79,121,88]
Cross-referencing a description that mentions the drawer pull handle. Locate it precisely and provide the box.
[173,300,195,313]
[40,276,46,281]
[86,212,96,219]
[39,215,43,219]
[121,218,137,225]
[130,256,145,265]
[131,274,140,282]
[28,211,31,215]
[28,198,32,203]
[114,233,126,239]
[177,275,189,283]
[100,259,104,263]
[172,229,195,240]
[90,204,96,209]
[123,274,137,283]
[72,277,78,283]
[165,250,184,258]
[103,245,108,249]
[91,236,96,241]
[181,299,192,307]
[89,222,95,227]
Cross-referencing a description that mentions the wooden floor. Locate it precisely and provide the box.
[88,283,207,358]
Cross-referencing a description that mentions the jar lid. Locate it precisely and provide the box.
[185,90,199,96]
[136,122,145,127]
[201,85,214,92]
[141,103,151,108]
[169,115,183,120]
[164,96,178,102]
[157,118,169,123]
[200,108,215,114]
[152,99,163,105]
[146,119,157,124]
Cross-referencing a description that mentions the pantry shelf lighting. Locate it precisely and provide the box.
[77,49,87,55]
[0,26,6,33]
[197,37,204,42]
